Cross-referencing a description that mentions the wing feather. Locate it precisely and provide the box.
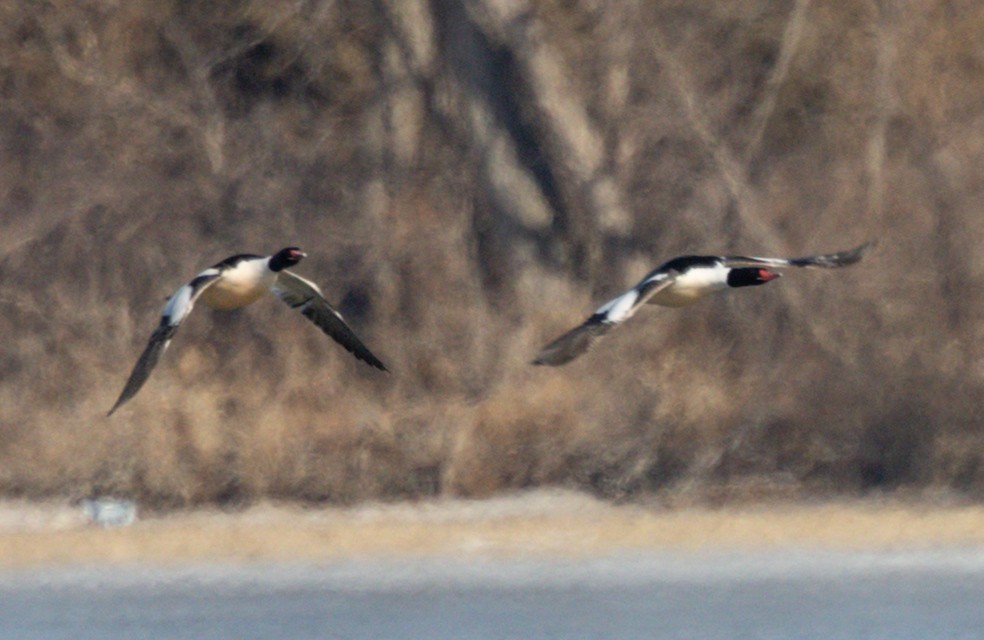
[532,275,675,366]
[533,241,873,368]
[722,240,875,270]
[272,271,387,371]
[108,269,221,415]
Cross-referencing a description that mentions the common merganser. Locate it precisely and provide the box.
[532,241,874,366]
[108,247,386,415]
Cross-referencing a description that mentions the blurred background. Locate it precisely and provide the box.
[2,0,983,508]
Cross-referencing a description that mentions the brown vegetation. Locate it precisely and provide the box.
[2,1,984,507]
[6,492,984,567]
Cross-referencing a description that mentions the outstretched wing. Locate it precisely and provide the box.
[272,271,387,371]
[532,273,676,366]
[721,240,875,270]
[530,320,614,367]
[108,269,222,416]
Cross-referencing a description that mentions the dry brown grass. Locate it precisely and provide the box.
[3,491,984,568]
[2,1,984,507]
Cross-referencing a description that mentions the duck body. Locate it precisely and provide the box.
[197,255,278,310]
[532,241,874,366]
[642,258,733,307]
[108,247,386,415]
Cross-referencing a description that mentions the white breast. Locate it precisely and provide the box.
[200,258,276,310]
[648,265,730,307]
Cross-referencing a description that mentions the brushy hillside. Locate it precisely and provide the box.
[2,0,984,507]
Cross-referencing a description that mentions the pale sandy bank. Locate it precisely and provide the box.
[1,490,983,568]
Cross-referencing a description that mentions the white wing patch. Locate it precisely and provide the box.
[108,268,222,415]
[532,242,873,368]
[162,268,220,326]
[595,289,640,323]
[532,274,676,366]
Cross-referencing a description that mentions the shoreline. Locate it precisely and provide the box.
[2,490,984,568]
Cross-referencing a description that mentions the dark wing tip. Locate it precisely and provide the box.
[532,321,610,367]
[107,384,139,418]
[531,343,586,367]
[360,351,388,372]
[843,239,877,258]
[333,337,387,372]
[300,306,388,372]
[831,239,877,266]
[107,325,175,416]
[857,238,878,255]
[789,239,877,268]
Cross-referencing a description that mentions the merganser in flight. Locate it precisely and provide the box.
[532,241,875,367]
[108,247,386,415]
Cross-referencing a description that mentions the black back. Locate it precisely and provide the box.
[211,254,262,270]
[658,255,722,273]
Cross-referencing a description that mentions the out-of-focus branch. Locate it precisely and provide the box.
[744,0,812,170]
[466,0,632,280]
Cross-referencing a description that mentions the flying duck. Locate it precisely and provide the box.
[108,247,386,415]
[532,241,875,367]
